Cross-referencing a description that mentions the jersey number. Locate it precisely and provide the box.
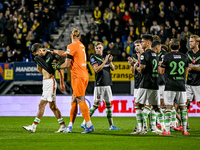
[152,59,158,73]
[169,61,185,75]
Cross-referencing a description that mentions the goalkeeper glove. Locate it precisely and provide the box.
[52,61,61,70]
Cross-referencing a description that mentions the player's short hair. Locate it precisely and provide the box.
[30,43,42,53]
[95,42,104,48]
[72,28,80,38]
[152,35,161,42]
[190,35,200,42]
[142,34,153,42]
[151,40,161,48]
[134,39,141,44]
[170,38,180,50]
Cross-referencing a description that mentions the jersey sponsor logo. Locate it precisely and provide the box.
[66,49,70,53]
[173,55,181,59]
[46,57,50,62]
[91,58,95,62]
[104,64,110,67]
[140,55,144,60]
[81,63,86,66]
[80,44,84,47]
[151,53,157,57]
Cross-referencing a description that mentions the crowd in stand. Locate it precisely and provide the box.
[82,0,200,61]
[0,0,67,63]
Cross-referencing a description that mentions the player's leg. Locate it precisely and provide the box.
[132,88,147,134]
[77,96,95,133]
[23,100,48,132]
[159,91,175,135]
[49,101,66,132]
[178,92,190,135]
[104,86,120,130]
[64,95,78,133]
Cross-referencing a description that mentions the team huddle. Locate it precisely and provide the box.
[128,34,200,135]
[23,28,199,135]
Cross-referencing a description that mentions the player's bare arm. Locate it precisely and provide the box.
[60,58,72,69]
[46,48,67,58]
[93,54,110,73]
[59,69,65,92]
[188,63,200,71]
[127,57,136,74]
[158,67,165,75]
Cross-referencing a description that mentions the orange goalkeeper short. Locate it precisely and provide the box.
[71,77,89,97]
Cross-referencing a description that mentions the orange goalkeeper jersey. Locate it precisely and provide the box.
[66,41,89,79]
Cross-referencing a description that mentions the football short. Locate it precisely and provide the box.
[164,91,186,106]
[135,88,160,105]
[93,86,113,103]
[41,78,57,102]
[159,85,165,99]
[71,77,88,97]
[186,85,200,102]
[134,88,138,100]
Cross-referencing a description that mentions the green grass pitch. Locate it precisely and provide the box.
[0,117,200,150]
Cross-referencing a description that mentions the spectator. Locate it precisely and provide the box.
[0,13,7,33]
[114,37,123,52]
[128,2,134,17]
[108,1,115,13]
[13,28,22,49]
[150,20,160,35]
[6,50,14,62]
[181,26,191,50]
[132,3,142,27]
[158,11,166,25]
[140,26,148,38]
[93,6,101,24]
[165,20,171,33]
[103,8,113,26]
[87,17,98,34]
[174,20,182,33]
[193,20,200,35]
[179,5,189,26]
[123,11,131,27]
[143,7,154,29]
[168,1,178,23]
[119,0,126,13]
[125,25,137,42]
[138,0,146,15]
[158,24,168,43]
[193,5,199,22]
[25,31,34,49]
[102,36,108,50]
[107,42,119,61]
[0,51,6,62]
[13,49,23,62]
[87,43,95,60]
[0,32,7,52]
[112,19,123,41]
[124,35,134,56]
[169,27,177,39]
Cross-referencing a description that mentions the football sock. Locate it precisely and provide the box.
[135,106,143,130]
[177,109,181,125]
[79,101,91,122]
[68,122,73,127]
[155,107,164,129]
[86,120,92,128]
[164,109,172,132]
[171,107,176,127]
[150,110,157,127]
[32,117,40,127]
[70,102,78,123]
[181,109,187,132]
[143,106,151,121]
[89,103,99,117]
[106,104,113,126]
[58,118,65,127]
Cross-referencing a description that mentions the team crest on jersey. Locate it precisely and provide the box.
[91,58,95,62]
[140,55,144,60]
[97,95,100,99]
[66,49,70,53]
